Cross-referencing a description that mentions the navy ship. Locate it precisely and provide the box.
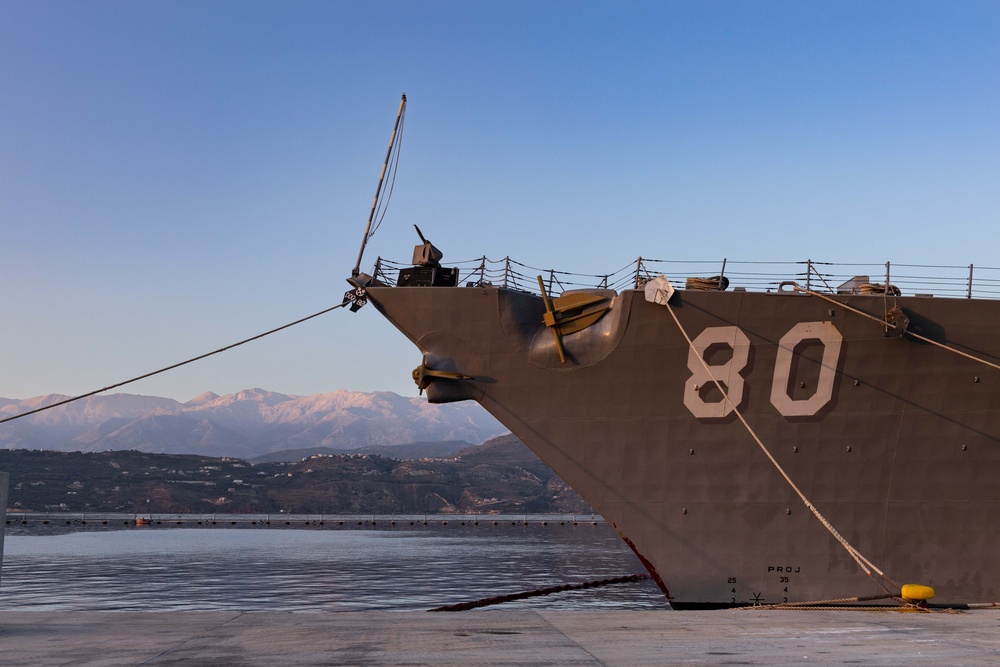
[348,240,1000,609]
[347,96,1000,609]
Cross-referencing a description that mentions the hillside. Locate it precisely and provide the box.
[248,440,476,463]
[0,435,592,515]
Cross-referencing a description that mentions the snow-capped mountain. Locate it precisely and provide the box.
[0,389,507,458]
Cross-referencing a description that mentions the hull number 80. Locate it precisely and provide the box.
[684,321,844,419]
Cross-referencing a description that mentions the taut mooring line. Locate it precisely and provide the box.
[1,301,349,425]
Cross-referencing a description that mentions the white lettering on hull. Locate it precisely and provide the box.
[684,326,751,419]
[684,321,844,419]
[769,321,844,417]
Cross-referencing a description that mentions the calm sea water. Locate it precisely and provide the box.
[0,519,669,612]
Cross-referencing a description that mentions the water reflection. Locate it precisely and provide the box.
[0,522,669,612]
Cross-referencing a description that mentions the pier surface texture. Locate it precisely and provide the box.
[2,610,999,666]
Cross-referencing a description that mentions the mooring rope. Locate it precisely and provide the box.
[746,605,936,613]
[738,593,898,611]
[744,596,978,613]
[791,284,1000,373]
[661,300,899,596]
[428,573,650,612]
[0,302,349,425]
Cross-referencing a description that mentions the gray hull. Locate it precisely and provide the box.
[365,283,1000,608]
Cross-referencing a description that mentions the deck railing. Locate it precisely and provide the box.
[373,257,1000,300]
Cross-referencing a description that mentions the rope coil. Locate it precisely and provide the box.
[685,276,730,291]
[858,282,900,296]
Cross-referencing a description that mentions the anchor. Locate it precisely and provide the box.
[536,276,612,364]
[412,355,478,395]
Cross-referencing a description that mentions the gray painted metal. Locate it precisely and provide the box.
[364,282,1000,608]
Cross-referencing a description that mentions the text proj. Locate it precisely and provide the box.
[684,321,844,419]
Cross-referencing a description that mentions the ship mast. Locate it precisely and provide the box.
[352,93,407,278]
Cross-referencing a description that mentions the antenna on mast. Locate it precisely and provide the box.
[352,93,407,278]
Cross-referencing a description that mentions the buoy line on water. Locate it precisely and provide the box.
[0,301,350,425]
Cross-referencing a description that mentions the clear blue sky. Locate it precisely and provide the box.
[2,1,998,401]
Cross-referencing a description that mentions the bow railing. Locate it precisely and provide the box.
[372,256,1000,300]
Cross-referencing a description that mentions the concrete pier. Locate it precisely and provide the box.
[2,609,999,666]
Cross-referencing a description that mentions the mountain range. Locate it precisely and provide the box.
[0,389,508,459]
